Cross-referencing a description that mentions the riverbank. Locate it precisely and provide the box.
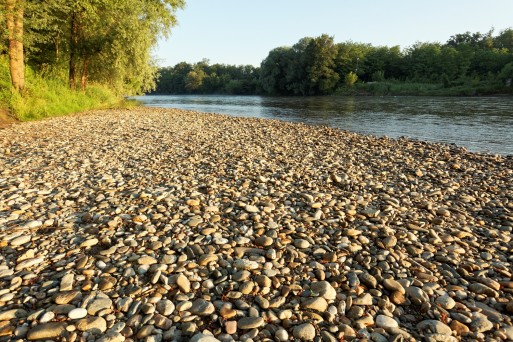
[1,108,512,341]
[337,81,513,97]
[1,56,127,122]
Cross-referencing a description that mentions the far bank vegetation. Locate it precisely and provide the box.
[155,29,513,96]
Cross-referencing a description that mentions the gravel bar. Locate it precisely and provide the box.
[0,108,512,341]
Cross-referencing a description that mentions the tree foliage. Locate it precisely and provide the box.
[1,0,185,94]
[156,28,513,96]
[154,61,260,95]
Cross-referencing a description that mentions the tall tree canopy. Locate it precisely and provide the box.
[156,28,513,96]
[1,0,185,94]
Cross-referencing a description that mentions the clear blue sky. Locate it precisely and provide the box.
[155,0,513,67]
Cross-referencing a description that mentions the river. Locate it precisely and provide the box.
[133,95,513,156]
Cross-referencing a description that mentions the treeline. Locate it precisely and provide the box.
[155,59,260,95]
[156,29,513,96]
[1,0,185,94]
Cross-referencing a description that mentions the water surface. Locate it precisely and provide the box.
[133,95,513,155]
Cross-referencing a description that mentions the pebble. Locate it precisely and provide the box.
[76,316,107,333]
[137,255,157,265]
[293,323,316,340]
[225,320,237,334]
[302,297,328,311]
[310,281,337,300]
[237,317,264,330]
[190,333,221,342]
[233,259,259,270]
[416,320,452,335]
[87,297,112,315]
[27,322,67,340]
[0,309,27,321]
[60,273,74,291]
[156,299,175,316]
[359,273,377,289]
[189,299,215,316]
[450,320,470,336]
[176,274,191,293]
[10,235,31,246]
[353,293,373,306]
[470,312,494,332]
[294,239,310,249]
[376,315,399,329]
[406,286,429,304]
[68,308,88,320]
[39,311,55,323]
[275,328,289,341]
[383,278,405,294]
[435,294,455,309]
[80,238,98,248]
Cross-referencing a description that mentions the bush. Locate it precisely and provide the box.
[499,62,513,86]
[345,71,358,87]
[1,56,125,121]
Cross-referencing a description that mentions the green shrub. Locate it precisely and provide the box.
[345,72,358,87]
[1,56,126,121]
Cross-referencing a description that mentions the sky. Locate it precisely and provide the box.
[155,0,513,67]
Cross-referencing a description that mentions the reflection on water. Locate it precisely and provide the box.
[132,95,513,155]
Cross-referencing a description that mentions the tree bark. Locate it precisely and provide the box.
[81,57,88,91]
[54,33,60,63]
[69,12,79,90]
[6,0,25,93]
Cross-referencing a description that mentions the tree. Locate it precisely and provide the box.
[284,35,339,95]
[300,34,340,95]
[334,41,371,82]
[404,42,442,81]
[260,46,294,95]
[5,0,25,92]
[2,0,185,94]
[498,62,513,86]
[185,68,205,92]
[494,28,513,51]
[345,71,358,87]
[361,45,403,81]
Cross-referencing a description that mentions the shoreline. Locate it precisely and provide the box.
[0,108,512,341]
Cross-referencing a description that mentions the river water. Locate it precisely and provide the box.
[133,95,513,156]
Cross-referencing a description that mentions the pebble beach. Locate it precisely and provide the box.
[0,107,512,341]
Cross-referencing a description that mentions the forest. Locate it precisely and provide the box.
[0,0,184,119]
[154,29,513,96]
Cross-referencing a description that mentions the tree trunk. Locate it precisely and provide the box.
[81,57,88,91]
[6,0,25,93]
[54,33,60,63]
[69,12,79,90]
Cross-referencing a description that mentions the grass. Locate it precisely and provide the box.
[1,56,136,122]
